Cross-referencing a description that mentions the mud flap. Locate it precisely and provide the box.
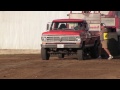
[58,54,64,59]
[77,49,84,60]
[77,46,87,60]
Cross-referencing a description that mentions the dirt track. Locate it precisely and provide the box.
[0,54,120,79]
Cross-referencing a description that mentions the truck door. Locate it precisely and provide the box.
[85,31,92,45]
[47,22,52,31]
[83,22,92,45]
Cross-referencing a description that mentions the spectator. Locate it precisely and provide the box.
[98,25,113,60]
[74,23,85,30]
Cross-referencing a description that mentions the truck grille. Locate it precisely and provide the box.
[46,36,76,42]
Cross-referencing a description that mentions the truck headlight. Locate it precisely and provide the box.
[41,37,47,41]
[76,37,81,41]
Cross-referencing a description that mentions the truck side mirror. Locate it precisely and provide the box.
[47,24,49,30]
[86,24,89,31]
[46,22,52,31]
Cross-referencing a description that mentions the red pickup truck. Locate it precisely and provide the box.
[41,19,100,60]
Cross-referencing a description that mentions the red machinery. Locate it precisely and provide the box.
[69,11,120,36]
[68,11,120,56]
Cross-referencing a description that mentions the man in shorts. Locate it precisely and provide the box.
[98,24,113,60]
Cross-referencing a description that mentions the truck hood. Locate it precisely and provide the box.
[42,30,84,36]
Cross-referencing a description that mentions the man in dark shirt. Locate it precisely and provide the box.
[74,24,85,30]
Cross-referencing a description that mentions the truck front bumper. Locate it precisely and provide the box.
[41,44,82,48]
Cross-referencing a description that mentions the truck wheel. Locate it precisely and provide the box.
[90,44,99,59]
[77,49,85,60]
[58,54,64,59]
[41,48,50,60]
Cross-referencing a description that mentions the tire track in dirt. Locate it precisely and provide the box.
[0,54,120,79]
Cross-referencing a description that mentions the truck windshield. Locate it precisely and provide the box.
[50,22,86,30]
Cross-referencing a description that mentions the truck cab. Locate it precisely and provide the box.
[41,19,100,60]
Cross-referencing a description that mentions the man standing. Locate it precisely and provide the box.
[98,25,113,60]
[74,23,85,30]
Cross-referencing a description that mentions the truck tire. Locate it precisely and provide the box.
[77,49,85,60]
[108,34,119,56]
[41,48,50,60]
[58,54,64,59]
[90,44,99,59]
